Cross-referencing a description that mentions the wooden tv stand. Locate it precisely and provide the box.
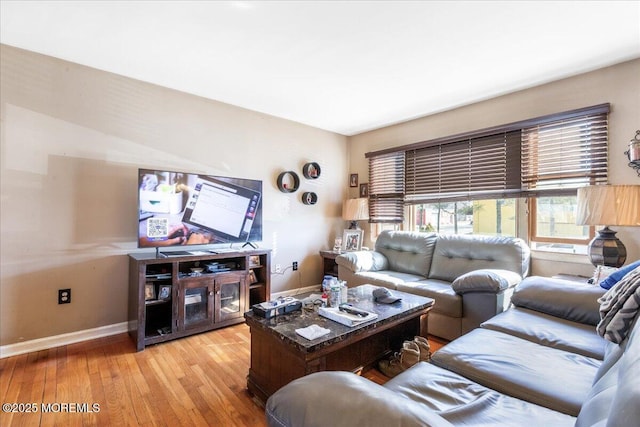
[128,249,271,351]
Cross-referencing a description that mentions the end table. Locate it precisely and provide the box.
[319,250,340,278]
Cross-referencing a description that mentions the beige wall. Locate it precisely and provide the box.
[348,59,640,277]
[0,45,348,346]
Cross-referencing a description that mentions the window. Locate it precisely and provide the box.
[529,196,592,252]
[407,199,517,237]
[522,108,608,250]
[367,151,405,223]
[365,104,609,252]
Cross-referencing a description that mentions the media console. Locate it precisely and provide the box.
[128,249,271,351]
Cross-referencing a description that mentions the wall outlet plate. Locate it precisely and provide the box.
[58,289,71,304]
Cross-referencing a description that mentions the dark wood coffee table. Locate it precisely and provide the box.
[244,284,434,405]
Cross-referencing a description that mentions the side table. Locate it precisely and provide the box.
[319,250,340,278]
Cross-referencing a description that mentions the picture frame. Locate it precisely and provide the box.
[249,270,258,284]
[158,285,171,300]
[249,255,260,267]
[349,173,358,188]
[342,229,364,251]
[359,183,369,197]
[145,283,156,301]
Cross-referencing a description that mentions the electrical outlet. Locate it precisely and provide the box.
[275,264,282,273]
[292,261,298,271]
[58,289,71,304]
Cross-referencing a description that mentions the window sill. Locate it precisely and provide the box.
[530,249,592,265]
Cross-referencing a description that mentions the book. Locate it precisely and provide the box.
[318,306,378,327]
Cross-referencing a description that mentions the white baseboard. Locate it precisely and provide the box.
[271,284,320,299]
[0,322,129,359]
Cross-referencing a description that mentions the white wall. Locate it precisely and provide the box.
[348,59,640,278]
[0,45,348,346]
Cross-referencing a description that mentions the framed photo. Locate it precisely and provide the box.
[158,285,171,300]
[249,255,260,267]
[359,183,369,197]
[249,270,258,284]
[349,173,358,188]
[145,283,156,301]
[342,229,364,252]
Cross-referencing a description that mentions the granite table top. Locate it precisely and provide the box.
[244,284,434,354]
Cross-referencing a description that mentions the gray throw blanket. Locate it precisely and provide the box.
[597,266,640,343]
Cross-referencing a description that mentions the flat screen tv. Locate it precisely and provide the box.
[137,169,262,249]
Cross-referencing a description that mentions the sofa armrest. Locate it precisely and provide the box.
[511,276,606,325]
[266,371,454,427]
[452,269,522,294]
[335,251,389,273]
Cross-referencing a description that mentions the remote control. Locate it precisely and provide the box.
[338,304,370,317]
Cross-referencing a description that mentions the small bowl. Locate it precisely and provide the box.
[190,268,204,274]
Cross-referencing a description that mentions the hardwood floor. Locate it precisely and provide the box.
[1,324,447,427]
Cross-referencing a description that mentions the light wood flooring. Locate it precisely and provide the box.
[1,324,447,427]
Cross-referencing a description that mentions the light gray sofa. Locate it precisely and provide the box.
[336,231,531,340]
[265,273,640,426]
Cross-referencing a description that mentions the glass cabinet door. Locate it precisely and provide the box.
[183,283,213,329]
[215,274,246,323]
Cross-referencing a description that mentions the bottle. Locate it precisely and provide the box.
[330,281,341,307]
[340,281,348,304]
[322,275,333,293]
[321,291,328,307]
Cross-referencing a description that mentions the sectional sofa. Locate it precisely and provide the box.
[336,231,530,340]
[265,269,640,426]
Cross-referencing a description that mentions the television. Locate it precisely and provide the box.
[137,169,263,250]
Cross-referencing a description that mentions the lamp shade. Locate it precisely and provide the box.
[343,198,369,229]
[576,185,640,226]
[343,198,370,221]
[576,185,640,267]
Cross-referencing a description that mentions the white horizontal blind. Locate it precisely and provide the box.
[521,113,608,196]
[368,151,405,223]
[405,131,521,203]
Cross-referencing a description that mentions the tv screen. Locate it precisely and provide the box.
[138,169,262,248]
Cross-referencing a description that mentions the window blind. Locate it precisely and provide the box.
[405,131,521,203]
[368,151,405,223]
[521,113,608,197]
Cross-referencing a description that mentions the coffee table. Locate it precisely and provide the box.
[244,284,434,405]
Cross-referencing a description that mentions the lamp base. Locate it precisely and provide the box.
[348,221,359,230]
[588,226,627,268]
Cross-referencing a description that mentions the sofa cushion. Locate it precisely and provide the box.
[350,270,423,290]
[375,231,437,277]
[576,312,640,427]
[512,276,605,325]
[397,279,462,318]
[385,362,575,426]
[265,371,455,427]
[429,234,530,282]
[451,269,522,294]
[431,328,601,416]
[481,307,607,359]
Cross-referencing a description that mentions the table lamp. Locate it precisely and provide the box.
[576,185,640,267]
[342,198,369,229]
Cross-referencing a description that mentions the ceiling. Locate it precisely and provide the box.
[1,1,639,136]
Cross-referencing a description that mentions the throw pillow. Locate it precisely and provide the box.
[600,260,640,290]
[451,269,521,294]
